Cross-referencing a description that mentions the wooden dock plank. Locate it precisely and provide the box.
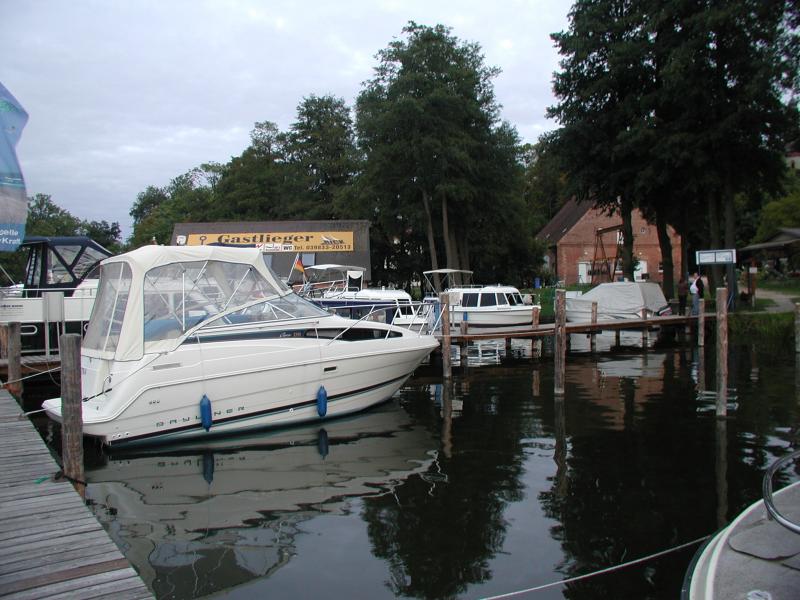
[0,389,152,599]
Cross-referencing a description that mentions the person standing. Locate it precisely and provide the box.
[677,275,689,315]
[690,272,704,315]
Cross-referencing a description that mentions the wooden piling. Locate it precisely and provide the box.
[615,329,621,347]
[641,307,649,347]
[716,288,728,417]
[590,302,597,353]
[554,289,566,395]
[60,333,84,486]
[0,323,8,359]
[698,299,706,347]
[5,322,22,397]
[441,294,452,380]
[531,306,541,358]
[795,303,800,354]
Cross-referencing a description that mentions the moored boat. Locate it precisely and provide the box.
[565,281,671,323]
[42,245,438,446]
[423,268,537,332]
[298,263,432,332]
[682,451,800,599]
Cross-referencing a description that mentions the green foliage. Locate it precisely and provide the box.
[753,171,800,242]
[0,194,122,283]
[356,22,539,287]
[547,0,798,281]
[729,312,794,346]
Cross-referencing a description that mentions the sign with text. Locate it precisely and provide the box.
[696,249,737,265]
[177,231,354,252]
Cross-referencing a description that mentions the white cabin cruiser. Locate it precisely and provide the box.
[423,269,537,331]
[298,264,431,332]
[42,246,438,446]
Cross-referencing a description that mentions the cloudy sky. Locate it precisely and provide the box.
[1,0,571,240]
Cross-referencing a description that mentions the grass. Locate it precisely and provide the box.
[756,277,800,304]
[729,312,795,345]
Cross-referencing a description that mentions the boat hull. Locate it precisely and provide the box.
[44,333,438,446]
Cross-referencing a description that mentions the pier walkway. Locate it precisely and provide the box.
[0,389,152,599]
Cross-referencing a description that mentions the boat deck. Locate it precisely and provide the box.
[686,481,800,598]
[0,389,152,599]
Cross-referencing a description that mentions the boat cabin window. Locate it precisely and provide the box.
[506,293,523,306]
[83,262,133,354]
[462,293,479,307]
[143,259,284,342]
[479,293,498,307]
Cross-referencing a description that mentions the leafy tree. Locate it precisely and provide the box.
[753,170,800,242]
[547,0,798,293]
[548,0,653,282]
[81,220,122,254]
[284,95,360,219]
[128,167,216,247]
[26,193,82,237]
[357,22,529,288]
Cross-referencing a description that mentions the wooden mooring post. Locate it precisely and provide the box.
[60,333,84,486]
[590,302,598,353]
[716,288,728,417]
[795,303,800,354]
[2,322,22,397]
[641,307,649,347]
[698,299,706,347]
[441,293,452,380]
[554,289,566,395]
[531,306,541,357]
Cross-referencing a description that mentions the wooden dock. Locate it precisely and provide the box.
[442,313,710,342]
[0,389,152,599]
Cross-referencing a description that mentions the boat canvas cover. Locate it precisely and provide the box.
[83,245,291,362]
[566,282,669,320]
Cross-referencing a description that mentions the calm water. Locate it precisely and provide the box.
[28,333,800,599]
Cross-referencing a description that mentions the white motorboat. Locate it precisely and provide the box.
[298,263,432,332]
[565,281,672,322]
[682,451,800,599]
[0,236,112,354]
[423,268,537,331]
[42,245,438,446]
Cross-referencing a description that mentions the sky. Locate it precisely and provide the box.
[1,0,571,240]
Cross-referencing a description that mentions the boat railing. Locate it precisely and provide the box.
[762,449,800,535]
[326,301,438,344]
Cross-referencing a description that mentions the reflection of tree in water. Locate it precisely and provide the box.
[363,377,535,599]
[538,349,797,598]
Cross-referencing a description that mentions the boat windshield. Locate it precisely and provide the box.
[142,259,293,342]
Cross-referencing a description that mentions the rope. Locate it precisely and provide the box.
[479,535,709,600]
[2,365,62,385]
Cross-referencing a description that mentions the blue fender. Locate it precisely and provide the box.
[200,394,212,431]
[317,385,328,417]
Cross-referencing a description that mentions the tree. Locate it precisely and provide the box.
[357,22,526,288]
[547,0,799,292]
[81,220,122,253]
[548,0,653,282]
[284,95,360,219]
[753,170,800,242]
[26,193,82,237]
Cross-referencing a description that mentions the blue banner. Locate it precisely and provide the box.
[0,82,29,251]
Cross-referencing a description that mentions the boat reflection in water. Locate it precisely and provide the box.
[84,402,436,598]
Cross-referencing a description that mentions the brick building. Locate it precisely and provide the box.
[536,199,682,286]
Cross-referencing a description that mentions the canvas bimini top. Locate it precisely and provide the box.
[82,245,328,362]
